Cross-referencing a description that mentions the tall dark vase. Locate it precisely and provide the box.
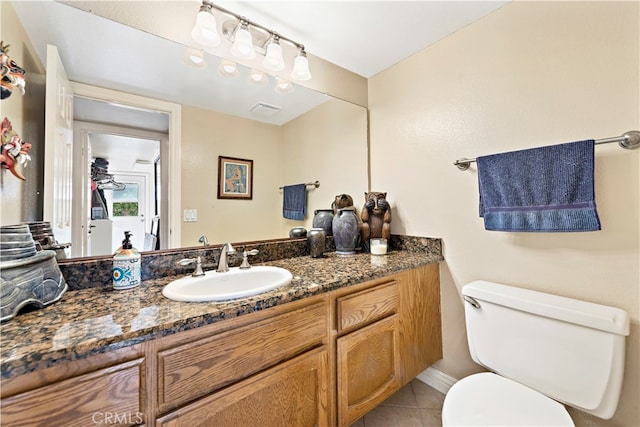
[332,208,359,255]
[312,209,334,236]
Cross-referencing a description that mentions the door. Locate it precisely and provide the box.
[106,174,148,253]
[44,44,73,255]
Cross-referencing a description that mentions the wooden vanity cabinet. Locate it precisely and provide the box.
[1,263,441,427]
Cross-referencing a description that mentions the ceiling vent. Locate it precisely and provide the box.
[249,102,282,116]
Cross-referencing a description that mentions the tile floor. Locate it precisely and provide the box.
[352,379,445,427]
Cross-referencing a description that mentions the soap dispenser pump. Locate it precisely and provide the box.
[113,231,141,290]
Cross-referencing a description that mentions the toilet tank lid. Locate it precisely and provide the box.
[463,281,629,336]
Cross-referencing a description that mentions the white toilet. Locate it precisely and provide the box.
[442,280,629,426]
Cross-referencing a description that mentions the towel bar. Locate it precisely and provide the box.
[279,180,320,190]
[454,130,640,171]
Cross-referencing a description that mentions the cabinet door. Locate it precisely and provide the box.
[156,347,329,427]
[337,315,400,427]
[398,263,442,382]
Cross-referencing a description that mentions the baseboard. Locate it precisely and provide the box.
[416,366,457,395]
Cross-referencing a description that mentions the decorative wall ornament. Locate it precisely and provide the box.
[0,42,26,100]
[1,117,32,181]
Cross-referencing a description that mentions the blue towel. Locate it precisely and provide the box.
[283,184,307,221]
[477,140,601,232]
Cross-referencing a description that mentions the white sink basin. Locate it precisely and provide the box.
[162,266,293,302]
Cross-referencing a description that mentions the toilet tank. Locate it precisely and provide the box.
[462,280,629,419]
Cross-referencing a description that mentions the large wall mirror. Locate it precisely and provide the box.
[8,1,369,260]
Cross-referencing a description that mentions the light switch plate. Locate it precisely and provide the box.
[183,209,198,222]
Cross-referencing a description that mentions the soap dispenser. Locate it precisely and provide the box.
[113,231,141,290]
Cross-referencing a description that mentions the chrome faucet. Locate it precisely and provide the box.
[198,235,209,246]
[216,242,236,273]
[177,256,205,277]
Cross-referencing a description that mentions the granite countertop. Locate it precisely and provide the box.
[0,250,443,380]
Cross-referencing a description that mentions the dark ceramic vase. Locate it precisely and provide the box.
[307,228,326,258]
[289,227,307,238]
[312,209,334,236]
[332,208,359,255]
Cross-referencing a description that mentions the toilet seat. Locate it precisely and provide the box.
[442,372,574,426]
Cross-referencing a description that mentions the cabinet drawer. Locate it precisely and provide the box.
[336,281,398,334]
[157,301,327,413]
[157,347,329,427]
[0,358,144,427]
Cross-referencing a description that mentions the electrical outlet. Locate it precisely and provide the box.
[183,209,198,222]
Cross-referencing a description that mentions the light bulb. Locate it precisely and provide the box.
[191,5,221,48]
[275,79,294,94]
[291,51,311,81]
[218,60,239,78]
[262,38,285,71]
[230,22,256,60]
[183,48,206,69]
[248,69,268,85]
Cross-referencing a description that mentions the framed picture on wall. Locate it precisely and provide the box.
[217,156,253,200]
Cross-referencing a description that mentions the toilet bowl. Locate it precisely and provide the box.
[442,372,573,426]
[442,281,629,427]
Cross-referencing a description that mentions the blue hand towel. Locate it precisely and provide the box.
[283,184,307,221]
[477,140,601,232]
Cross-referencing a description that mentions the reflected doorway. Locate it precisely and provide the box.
[74,119,166,257]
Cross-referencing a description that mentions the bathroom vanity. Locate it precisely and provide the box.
[0,246,442,426]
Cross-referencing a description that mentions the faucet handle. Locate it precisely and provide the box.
[198,235,209,246]
[239,249,259,269]
[177,256,205,277]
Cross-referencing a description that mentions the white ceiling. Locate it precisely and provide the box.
[13,1,509,122]
[12,0,508,170]
[210,1,510,78]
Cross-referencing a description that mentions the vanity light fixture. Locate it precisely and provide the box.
[291,48,311,81]
[191,2,221,48]
[230,20,256,60]
[191,1,312,81]
[262,35,285,71]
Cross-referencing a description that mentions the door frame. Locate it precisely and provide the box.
[74,121,166,256]
[70,82,181,250]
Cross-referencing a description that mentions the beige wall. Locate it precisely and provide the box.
[281,99,369,234]
[180,99,369,246]
[369,2,639,426]
[180,106,283,246]
[0,1,46,225]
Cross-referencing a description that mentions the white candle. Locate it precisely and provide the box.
[370,239,388,255]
